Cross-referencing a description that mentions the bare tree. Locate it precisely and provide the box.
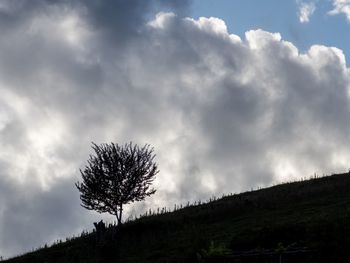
[76,142,158,225]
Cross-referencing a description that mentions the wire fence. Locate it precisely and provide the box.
[213,248,316,263]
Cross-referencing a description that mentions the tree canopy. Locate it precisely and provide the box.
[76,142,158,225]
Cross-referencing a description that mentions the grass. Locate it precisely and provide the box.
[4,172,350,262]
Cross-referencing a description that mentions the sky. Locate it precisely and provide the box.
[192,0,350,59]
[0,0,350,259]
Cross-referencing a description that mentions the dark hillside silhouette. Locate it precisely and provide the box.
[5,172,350,262]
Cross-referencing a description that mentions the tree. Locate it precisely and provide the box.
[76,142,159,225]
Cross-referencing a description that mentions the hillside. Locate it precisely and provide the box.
[5,172,350,262]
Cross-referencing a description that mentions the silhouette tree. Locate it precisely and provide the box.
[76,142,158,225]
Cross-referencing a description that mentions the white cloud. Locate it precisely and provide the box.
[297,0,316,23]
[1,1,350,258]
[245,29,282,49]
[329,0,350,22]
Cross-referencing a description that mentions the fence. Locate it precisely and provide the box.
[209,248,315,263]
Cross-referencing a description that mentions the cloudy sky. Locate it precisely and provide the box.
[0,0,350,258]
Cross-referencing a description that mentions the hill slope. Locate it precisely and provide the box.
[5,172,350,262]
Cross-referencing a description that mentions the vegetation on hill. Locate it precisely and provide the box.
[4,172,350,262]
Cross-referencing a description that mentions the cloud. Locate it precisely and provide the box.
[329,0,350,22]
[297,0,316,23]
[0,176,92,257]
[1,1,350,259]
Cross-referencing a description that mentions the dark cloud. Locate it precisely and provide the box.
[0,0,350,259]
[0,175,104,257]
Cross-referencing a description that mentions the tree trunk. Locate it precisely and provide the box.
[118,205,123,225]
[116,205,123,226]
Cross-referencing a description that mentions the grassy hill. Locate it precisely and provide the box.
[5,172,350,262]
